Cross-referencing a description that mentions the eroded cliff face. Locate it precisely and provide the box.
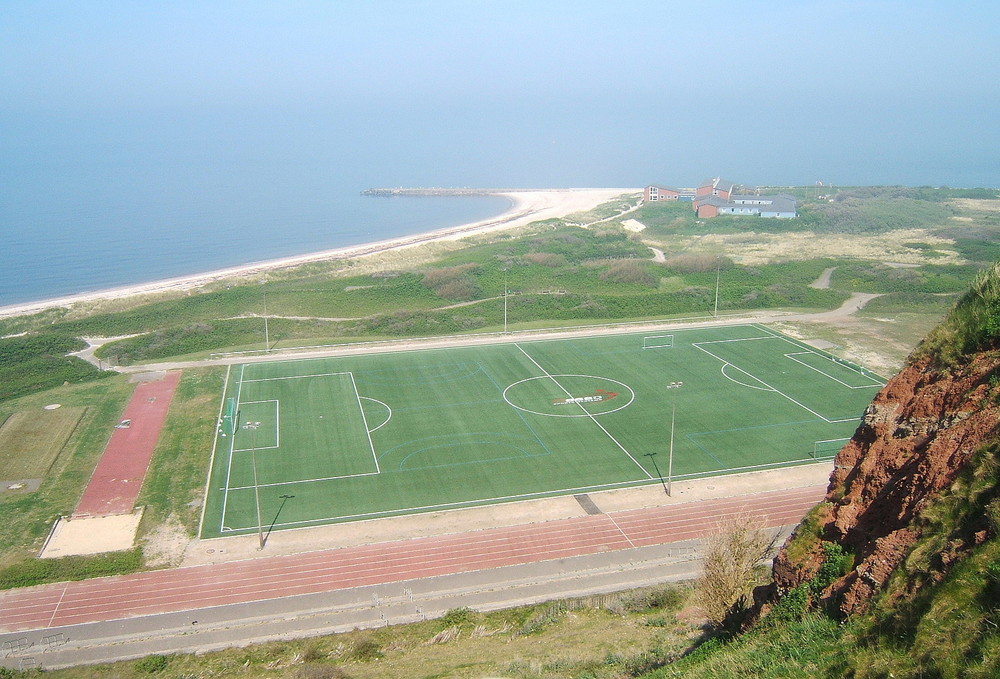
[764,350,1000,617]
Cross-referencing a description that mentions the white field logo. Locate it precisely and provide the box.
[553,388,619,406]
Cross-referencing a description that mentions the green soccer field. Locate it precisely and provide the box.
[199,324,883,538]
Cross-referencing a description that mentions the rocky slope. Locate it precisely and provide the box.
[756,263,1000,618]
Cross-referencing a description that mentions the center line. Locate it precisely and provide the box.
[514,344,653,480]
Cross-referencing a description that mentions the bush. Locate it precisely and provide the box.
[663,254,734,274]
[345,637,382,662]
[439,607,473,627]
[135,654,169,673]
[698,514,780,628]
[597,259,658,287]
[522,252,568,267]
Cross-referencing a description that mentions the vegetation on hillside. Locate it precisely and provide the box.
[0,332,111,401]
[918,260,1000,365]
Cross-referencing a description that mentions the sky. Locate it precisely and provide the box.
[2,0,999,187]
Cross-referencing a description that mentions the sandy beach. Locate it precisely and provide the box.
[0,188,637,320]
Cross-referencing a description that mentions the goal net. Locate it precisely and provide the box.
[643,334,674,349]
[220,397,238,437]
[813,437,850,459]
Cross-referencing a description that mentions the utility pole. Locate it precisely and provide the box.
[503,268,509,334]
[713,259,721,318]
[262,284,270,352]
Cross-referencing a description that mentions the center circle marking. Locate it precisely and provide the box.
[502,374,635,418]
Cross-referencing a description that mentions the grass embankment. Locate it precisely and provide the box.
[12,586,703,679]
[4,226,852,366]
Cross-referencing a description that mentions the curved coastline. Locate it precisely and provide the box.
[0,188,637,320]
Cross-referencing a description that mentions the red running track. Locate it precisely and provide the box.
[0,485,824,633]
[74,372,181,517]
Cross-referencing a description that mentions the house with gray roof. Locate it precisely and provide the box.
[691,181,798,219]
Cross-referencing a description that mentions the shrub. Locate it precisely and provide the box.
[440,607,473,627]
[522,252,568,267]
[664,254,734,274]
[698,514,780,628]
[597,259,658,287]
[135,654,169,673]
[345,637,382,662]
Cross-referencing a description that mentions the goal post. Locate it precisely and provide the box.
[813,437,850,459]
[643,334,674,349]
[221,397,238,437]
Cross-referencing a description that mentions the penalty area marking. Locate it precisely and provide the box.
[502,375,636,418]
[360,397,392,433]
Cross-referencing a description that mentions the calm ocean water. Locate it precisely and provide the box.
[3,101,997,309]
[0,159,509,307]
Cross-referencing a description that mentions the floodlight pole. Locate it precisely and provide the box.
[666,381,684,497]
[243,421,264,550]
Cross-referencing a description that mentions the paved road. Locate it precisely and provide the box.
[1,485,822,670]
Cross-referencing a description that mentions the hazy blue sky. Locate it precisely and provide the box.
[2,0,999,187]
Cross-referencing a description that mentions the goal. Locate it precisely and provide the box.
[812,437,850,459]
[642,334,674,349]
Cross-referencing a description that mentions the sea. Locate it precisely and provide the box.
[3,103,998,309]
[0,154,510,308]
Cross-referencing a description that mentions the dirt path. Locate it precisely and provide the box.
[114,292,884,375]
[809,266,836,289]
[68,335,140,369]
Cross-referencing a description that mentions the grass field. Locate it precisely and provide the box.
[0,406,87,480]
[200,325,883,539]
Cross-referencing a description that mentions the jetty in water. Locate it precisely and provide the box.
[361,187,536,197]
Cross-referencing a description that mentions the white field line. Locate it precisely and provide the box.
[229,373,379,491]
[783,353,882,389]
[226,470,381,492]
[219,363,247,532]
[756,324,887,385]
[692,341,854,424]
[199,363,234,538]
[514,344,653,480]
[719,363,774,391]
[220,452,828,533]
[691,334,775,345]
[361,397,392,433]
[231,400,281,450]
[220,476,652,532]
[350,371,381,474]
[240,370,351,383]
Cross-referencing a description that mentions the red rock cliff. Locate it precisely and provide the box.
[764,349,1000,617]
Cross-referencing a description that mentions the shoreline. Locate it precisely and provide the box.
[0,188,638,320]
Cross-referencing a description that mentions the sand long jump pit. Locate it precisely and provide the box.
[40,508,144,558]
